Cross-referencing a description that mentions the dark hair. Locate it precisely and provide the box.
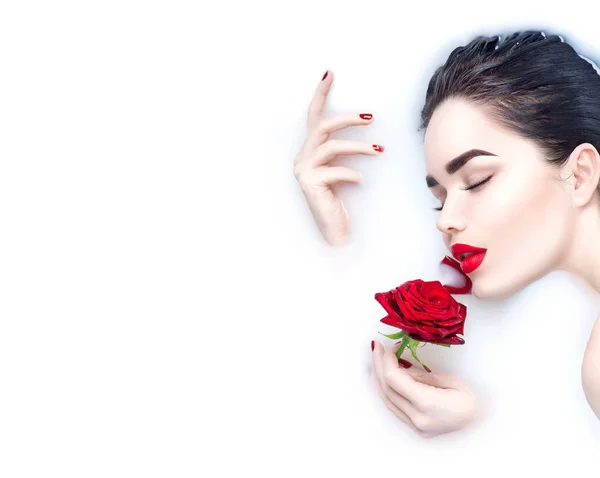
[420,31,600,187]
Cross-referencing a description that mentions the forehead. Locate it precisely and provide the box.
[424,98,515,169]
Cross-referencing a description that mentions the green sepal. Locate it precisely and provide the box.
[408,339,431,372]
[437,343,451,348]
[395,338,409,360]
[378,330,406,340]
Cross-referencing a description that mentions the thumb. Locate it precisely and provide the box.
[372,339,386,361]
[379,340,415,370]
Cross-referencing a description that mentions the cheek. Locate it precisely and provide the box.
[471,176,572,298]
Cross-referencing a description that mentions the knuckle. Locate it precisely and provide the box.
[383,397,395,412]
[413,413,433,432]
[313,120,330,136]
[382,368,395,385]
[293,161,307,177]
[293,167,306,183]
[296,171,316,190]
[316,140,334,157]
[418,429,435,439]
[462,394,478,421]
[465,390,477,411]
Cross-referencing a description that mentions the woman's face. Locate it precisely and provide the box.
[424,98,575,300]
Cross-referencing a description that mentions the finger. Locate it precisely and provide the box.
[404,366,462,390]
[307,70,333,131]
[313,166,362,186]
[309,139,384,169]
[382,342,432,404]
[304,113,375,151]
[398,348,463,390]
[371,366,421,434]
[372,341,420,418]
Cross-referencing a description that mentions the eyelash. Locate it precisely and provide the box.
[432,175,493,211]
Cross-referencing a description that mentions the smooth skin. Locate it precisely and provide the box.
[293,71,381,247]
[293,71,478,438]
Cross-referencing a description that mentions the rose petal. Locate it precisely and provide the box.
[374,291,403,320]
[380,314,404,328]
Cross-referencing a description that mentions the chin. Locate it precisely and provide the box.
[470,277,524,301]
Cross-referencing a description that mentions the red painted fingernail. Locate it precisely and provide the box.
[373,144,384,152]
[371,340,375,351]
[360,113,373,120]
[322,71,329,81]
[398,358,413,368]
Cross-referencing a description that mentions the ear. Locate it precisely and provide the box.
[566,143,600,207]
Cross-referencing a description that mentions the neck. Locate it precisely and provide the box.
[560,204,600,294]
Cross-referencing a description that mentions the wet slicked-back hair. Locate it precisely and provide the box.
[421,31,600,183]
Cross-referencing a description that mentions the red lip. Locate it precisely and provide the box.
[451,243,487,262]
[450,243,487,274]
[460,251,486,274]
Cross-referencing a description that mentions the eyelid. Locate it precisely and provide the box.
[432,175,493,211]
[460,175,493,191]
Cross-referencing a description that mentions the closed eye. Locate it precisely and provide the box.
[432,175,493,211]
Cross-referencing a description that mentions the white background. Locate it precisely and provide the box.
[1,1,600,476]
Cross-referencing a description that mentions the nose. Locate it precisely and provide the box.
[436,204,467,236]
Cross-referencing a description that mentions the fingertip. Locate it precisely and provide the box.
[328,235,348,248]
[321,70,333,83]
[398,358,413,369]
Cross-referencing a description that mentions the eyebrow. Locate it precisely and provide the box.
[426,149,498,188]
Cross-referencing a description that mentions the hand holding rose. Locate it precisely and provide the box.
[371,340,478,439]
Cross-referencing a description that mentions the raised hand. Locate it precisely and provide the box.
[293,71,384,246]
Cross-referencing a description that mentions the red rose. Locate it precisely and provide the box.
[375,279,466,345]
